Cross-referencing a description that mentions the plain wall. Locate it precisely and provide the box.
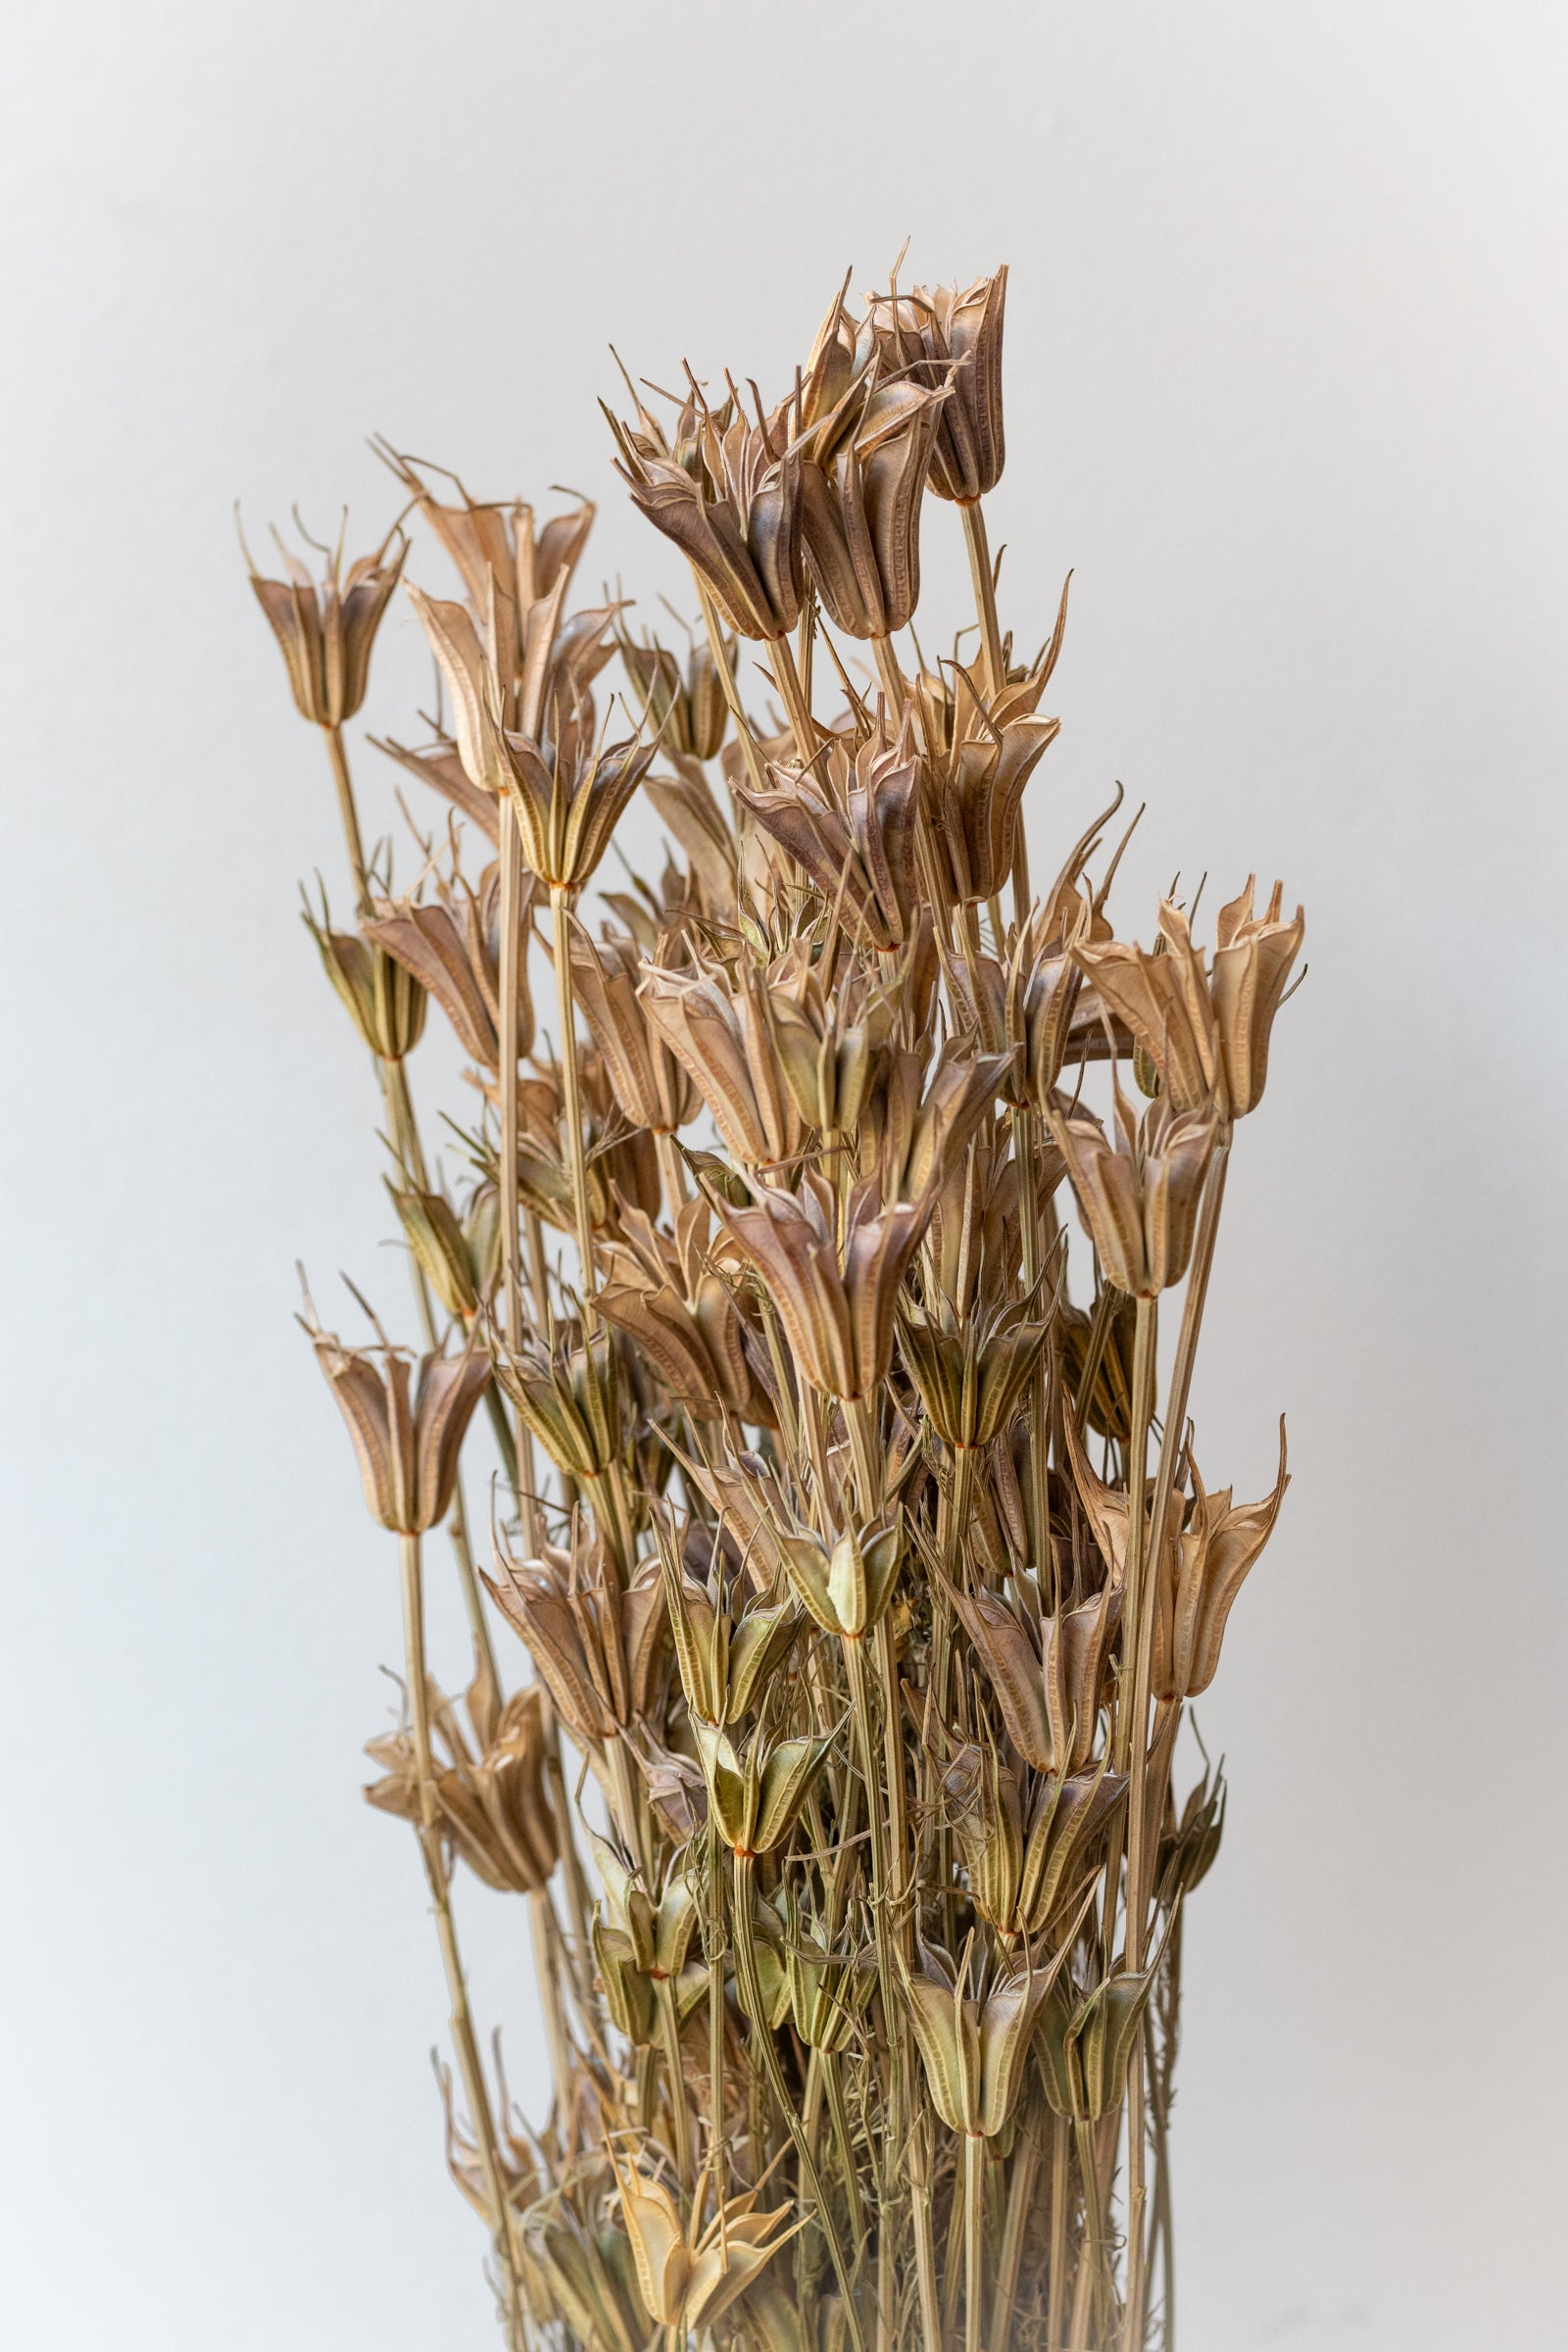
[2,4,1564,2347]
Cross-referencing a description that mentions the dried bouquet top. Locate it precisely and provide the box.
[250,256,1302,2352]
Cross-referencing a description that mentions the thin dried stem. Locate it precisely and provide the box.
[398,1532,526,2349]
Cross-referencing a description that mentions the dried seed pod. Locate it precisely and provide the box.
[1051,1084,1221,1298]
[385,1182,487,1321]
[485,1535,667,1756]
[303,906,427,1061]
[942,1740,1025,1935]
[367,861,535,1070]
[1158,1761,1227,1905]
[951,1576,1121,1777]
[1017,1760,1128,1938]
[304,1309,489,1535]
[587,1833,704,2043]
[1074,881,1304,1121]
[799,374,949,640]
[409,582,647,891]
[903,1937,1068,2139]
[609,2151,804,2334]
[524,2195,647,2352]
[755,944,898,1137]
[870,267,1009,506]
[659,1537,801,1726]
[606,384,806,643]
[732,723,919,952]
[717,1167,935,1403]
[693,1719,834,1857]
[910,622,1065,906]
[778,1520,902,1642]
[1072,903,1222,1116]
[782,1895,860,2055]
[1057,1913,1179,2122]
[569,923,699,1136]
[616,624,734,762]
[638,955,805,1173]
[500,725,658,896]
[1152,1424,1289,1699]
[366,1682,559,1893]
[1210,877,1304,1117]
[1057,1291,1138,1441]
[493,1330,623,1481]
[899,1292,1053,1452]
[374,450,594,704]
[870,1040,1013,1204]
[246,520,406,727]
[599,1202,771,1425]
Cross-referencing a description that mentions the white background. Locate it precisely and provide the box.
[2,4,1565,2347]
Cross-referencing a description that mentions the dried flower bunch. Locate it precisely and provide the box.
[251,261,1302,2352]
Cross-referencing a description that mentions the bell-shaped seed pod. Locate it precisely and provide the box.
[527,2204,646,2352]
[692,1720,831,1858]
[1210,876,1304,1117]
[305,1309,489,1535]
[1034,1978,1079,2120]
[870,269,1009,506]
[1153,1423,1290,1699]
[363,1682,558,1894]
[659,1545,727,1726]
[1018,1760,1128,1937]
[754,948,897,1140]
[606,391,807,644]
[652,1874,701,1983]
[592,1906,659,2044]
[367,861,533,1072]
[976,1950,1064,2138]
[692,1720,756,1853]
[608,2159,692,2328]
[900,1293,1052,1451]
[569,921,698,1135]
[378,451,594,696]
[753,1729,835,1854]
[502,726,658,895]
[617,624,734,762]
[485,1539,667,1756]
[943,1742,1024,1936]
[783,1899,859,2055]
[733,726,919,953]
[918,679,1061,906]
[1159,1764,1227,1906]
[904,1938,1067,2139]
[799,376,949,640]
[246,520,407,727]
[902,1944,983,2135]
[1070,1910,1179,2123]
[823,1522,902,1641]
[386,1182,481,1321]
[724,1599,803,1720]
[947,1583,1054,1773]
[585,1827,658,1967]
[405,585,514,802]
[639,956,804,1173]
[1073,902,1223,1117]
[718,1168,936,1403]
[445,1683,560,1893]
[304,907,428,1061]
[1051,1084,1222,1298]
[494,1331,622,1481]
[735,1890,795,2030]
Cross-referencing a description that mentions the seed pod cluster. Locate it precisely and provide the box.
[256,260,1302,2352]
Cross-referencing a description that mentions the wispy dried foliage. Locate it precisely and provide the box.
[253,258,1302,2352]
